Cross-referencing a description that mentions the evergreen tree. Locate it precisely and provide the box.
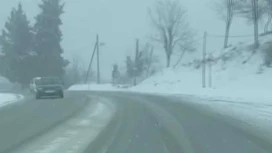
[135,51,146,77]
[0,3,33,87]
[126,56,134,78]
[34,0,67,77]
[112,64,120,85]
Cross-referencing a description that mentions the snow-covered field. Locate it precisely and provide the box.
[0,93,23,108]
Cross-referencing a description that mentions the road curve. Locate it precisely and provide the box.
[1,91,272,153]
[84,91,272,153]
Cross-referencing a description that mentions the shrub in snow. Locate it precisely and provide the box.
[256,64,264,74]
[262,42,272,67]
[193,59,201,69]
[220,47,239,63]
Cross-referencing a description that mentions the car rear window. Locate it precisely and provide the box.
[35,78,61,85]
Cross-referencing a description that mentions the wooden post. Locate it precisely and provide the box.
[96,34,100,84]
[208,54,213,88]
[146,46,154,78]
[202,31,207,88]
[134,39,139,86]
[85,40,98,84]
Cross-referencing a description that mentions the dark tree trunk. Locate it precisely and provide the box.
[252,0,259,48]
[254,19,259,48]
[173,50,186,68]
[224,21,231,48]
[264,15,272,33]
[166,53,171,68]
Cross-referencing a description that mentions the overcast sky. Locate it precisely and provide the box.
[0,0,256,80]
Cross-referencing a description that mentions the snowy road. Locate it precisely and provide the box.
[10,97,115,153]
[2,91,272,153]
[85,92,272,153]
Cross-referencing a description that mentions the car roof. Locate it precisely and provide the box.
[34,77,59,79]
[33,77,59,81]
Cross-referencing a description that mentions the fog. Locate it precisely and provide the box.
[0,0,253,80]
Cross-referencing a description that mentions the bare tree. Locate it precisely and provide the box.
[64,56,85,87]
[173,40,197,68]
[139,43,159,77]
[237,0,266,48]
[212,0,238,48]
[264,0,272,33]
[71,57,82,83]
[252,0,260,47]
[149,0,194,67]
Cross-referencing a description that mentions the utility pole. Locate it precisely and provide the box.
[146,46,154,78]
[202,31,207,88]
[85,40,98,84]
[134,39,139,86]
[208,53,213,88]
[96,34,100,84]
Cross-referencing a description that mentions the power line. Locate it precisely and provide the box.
[191,37,204,43]
[172,37,203,55]
[207,34,253,38]
[179,37,203,45]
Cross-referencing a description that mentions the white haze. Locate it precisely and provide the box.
[0,0,254,80]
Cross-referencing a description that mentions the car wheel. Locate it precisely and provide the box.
[59,92,64,99]
[35,93,40,99]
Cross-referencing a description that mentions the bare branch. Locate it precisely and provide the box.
[173,49,186,68]
[263,0,272,33]
[235,0,266,47]
[211,0,239,48]
[236,0,266,22]
[149,0,195,67]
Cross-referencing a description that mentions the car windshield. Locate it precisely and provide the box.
[35,78,61,85]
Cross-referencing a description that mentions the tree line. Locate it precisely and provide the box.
[2,0,272,87]
[212,0,272,49]
[112,41,158,86]
[0,0,67,88]
[111,0,196,85]
[212,0,272,66]
[145,0,272,70]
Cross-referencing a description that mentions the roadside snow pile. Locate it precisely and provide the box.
[174,94,272,143]
[0,93,22,108]
[132,34,272,104]
[131,66,272,104]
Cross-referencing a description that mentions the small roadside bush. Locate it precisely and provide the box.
[262,42,272,67]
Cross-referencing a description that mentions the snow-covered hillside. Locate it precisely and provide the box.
[132,34,272,103]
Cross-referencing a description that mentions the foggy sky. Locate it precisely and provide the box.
[0,0,254,80]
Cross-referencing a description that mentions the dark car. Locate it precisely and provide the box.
[30,77,64,99]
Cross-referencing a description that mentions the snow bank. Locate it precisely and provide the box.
[0,93,23,108]
[173,94,272,143]
[131,66,272,105]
